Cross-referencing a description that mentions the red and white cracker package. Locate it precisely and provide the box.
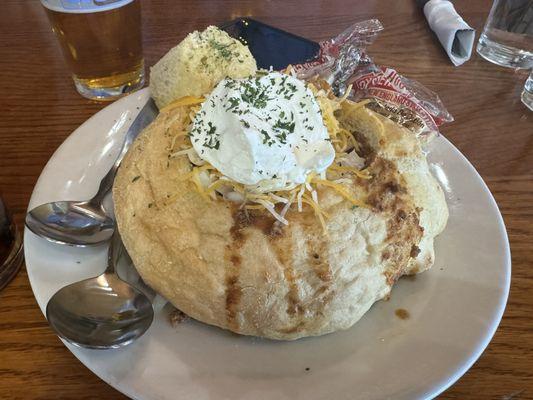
[294,19,453,140]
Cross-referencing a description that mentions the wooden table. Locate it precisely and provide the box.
[1,0,531,398]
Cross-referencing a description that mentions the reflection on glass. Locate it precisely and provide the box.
[0,195,23,291]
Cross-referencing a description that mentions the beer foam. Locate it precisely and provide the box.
[40,0,135,14]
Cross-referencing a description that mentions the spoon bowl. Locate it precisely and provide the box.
[26,201,114,247]
[46,273,153,349]
[46,232,154,349]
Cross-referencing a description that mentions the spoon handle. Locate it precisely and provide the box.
[90,98,159,206]
[105,229,124,274]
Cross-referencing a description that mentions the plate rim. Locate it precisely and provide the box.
[419,134,511,399]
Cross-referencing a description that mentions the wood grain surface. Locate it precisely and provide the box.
[0,0,532,399]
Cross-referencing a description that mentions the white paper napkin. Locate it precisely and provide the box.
[423,0,475,66]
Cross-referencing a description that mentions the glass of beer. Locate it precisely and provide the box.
[41,0,144,101]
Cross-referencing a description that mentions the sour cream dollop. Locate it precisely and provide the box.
[190,72,335,191]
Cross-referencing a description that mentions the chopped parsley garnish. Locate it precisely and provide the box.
[273,119,295,134]
[275,132,288,144]
[206,121,216,135]
[204,140,220,150]
[225,97,240,111]
[208,39,235,59]
[239,80,270,109]
[260,129,274,146]
[224,79,236,89]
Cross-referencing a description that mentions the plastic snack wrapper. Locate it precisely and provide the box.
[293,19,453,140]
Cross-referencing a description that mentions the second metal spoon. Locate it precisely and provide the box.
[46,231,154,349]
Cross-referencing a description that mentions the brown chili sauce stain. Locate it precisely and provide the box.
[230,254,241,266]
[231,207,283,239]
[250,212,274,235]
[351,131,374,162]
[230,208,248,242]
[359,157,424,287]
[168,308,188,327]
[395,308,410,320]
[410,244,421,258]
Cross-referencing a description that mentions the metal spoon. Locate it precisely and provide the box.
[25,98,158,247]
[46,231,154,349]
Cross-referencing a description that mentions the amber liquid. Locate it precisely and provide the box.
[44,0,144,97]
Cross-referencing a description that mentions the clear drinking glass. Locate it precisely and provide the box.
[477,0,533,69]
[0,195,23,292]
[41,0,144,101]
[522,70,533,111]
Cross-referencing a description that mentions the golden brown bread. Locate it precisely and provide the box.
[112,103,448,340]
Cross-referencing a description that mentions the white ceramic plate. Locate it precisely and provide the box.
[25,88,511,400]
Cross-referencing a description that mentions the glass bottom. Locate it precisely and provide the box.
[522,87,533,112]
[73,63,145,101]
[0,225,23,292]
[477,34,533,69]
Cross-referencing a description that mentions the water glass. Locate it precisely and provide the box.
[522,70,533,111]
[477,0,533,69]
[41,0,144,101]
[0,195,23,292]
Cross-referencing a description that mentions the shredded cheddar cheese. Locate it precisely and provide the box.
[161,96,205,113]
[328,164,372,179]
[191,167,210,201]
[301,194,329,233]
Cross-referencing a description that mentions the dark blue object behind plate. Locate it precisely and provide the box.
[221,18,320,70]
